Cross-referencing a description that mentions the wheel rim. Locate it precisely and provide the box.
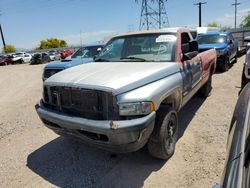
[166,114,177,153]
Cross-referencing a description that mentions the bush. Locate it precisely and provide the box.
[2,44,16,53]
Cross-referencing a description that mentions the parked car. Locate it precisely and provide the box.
[197,32,238,72]
[30,53,51,65]
[11,52,32,64]
[59,49,73,59]
[241,37,250,91]
[36,28,216,159]
[48,50,61,61]
[42,45,103,81]
[0,55,12,66]
[213,83,250,188]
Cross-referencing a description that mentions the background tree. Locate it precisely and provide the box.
[2,44,16,53]
[240,13,250,28]
[207,21,220,28]
[37,38,68,49]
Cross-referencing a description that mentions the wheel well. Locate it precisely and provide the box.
[159,91,181,111]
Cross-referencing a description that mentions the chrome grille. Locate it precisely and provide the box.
[43,86,119,120]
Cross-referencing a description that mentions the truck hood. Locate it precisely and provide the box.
[45,62,180,95]
[45,57,93,69]
[199,43,227,50]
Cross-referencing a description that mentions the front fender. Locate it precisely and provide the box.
[116,72,183,111]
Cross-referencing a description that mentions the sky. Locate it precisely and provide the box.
[0,0,250,50]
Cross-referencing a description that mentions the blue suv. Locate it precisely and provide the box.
[197,32,238,72]
[42,45,103,81]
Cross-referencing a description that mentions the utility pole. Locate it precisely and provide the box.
[0,11,6,52]
[232,0,240,29]
[194,2,207,27]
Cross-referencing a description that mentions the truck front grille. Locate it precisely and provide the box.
[43,86,119,120]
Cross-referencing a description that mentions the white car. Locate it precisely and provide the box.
[48,50,61,61]
[11,52,32,64]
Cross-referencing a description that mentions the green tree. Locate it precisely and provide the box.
[240,14,250,28]
[2,44,16,53]
[207,22,220,28]
[37,38,68,49]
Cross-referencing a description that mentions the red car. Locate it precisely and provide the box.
[59,49,73,59]
[0,55,12,66]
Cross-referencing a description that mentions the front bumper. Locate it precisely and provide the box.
[35,100,156,153]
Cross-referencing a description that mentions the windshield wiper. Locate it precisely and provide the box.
[120,57,146,62]
[94,58,110,62]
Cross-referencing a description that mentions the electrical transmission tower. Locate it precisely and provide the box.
[136,0,170,30]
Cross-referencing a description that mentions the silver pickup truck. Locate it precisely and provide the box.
[36,28,216,159]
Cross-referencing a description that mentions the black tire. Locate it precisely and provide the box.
[198,74,212,98]
[19,59,24,64]
[219,56,230,72]
[147,106,178,160]
[233,51,239,63]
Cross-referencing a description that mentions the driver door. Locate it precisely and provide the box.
[181,32,202,95]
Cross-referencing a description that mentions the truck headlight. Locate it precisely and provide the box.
[119,102,155,116]
[216,49,225,56]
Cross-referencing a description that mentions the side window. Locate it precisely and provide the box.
[181,33,191,54]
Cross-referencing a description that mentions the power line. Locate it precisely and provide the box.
[232,0,241,29]
[136,0,169,30]
[194,2,207,27]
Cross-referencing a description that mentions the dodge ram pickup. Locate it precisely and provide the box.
[36,28,216,159]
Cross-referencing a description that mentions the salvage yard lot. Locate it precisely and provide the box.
[0,57,243,187]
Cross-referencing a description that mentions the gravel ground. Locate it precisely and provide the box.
[0,57,244,188]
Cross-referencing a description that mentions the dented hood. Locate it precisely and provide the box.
[45,62,180,95]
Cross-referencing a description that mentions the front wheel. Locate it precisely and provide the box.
[147,106,178,160]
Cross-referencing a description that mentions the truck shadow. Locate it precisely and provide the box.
[178,96,206,139]
[27,97,205,188]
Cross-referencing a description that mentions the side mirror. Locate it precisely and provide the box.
[189,40,199,52]
[182,51,199,61]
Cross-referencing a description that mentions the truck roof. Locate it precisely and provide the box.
[114,27,186,38]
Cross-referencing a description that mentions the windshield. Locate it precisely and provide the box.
[14,53,23,57]
[71,46,102,58]
[197,34,227,44]
[95,33,176,62]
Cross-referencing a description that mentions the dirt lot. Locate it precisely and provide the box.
[0,57,244,188]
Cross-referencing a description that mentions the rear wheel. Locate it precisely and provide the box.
[147,106,178,160]
[198,74,212,97]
